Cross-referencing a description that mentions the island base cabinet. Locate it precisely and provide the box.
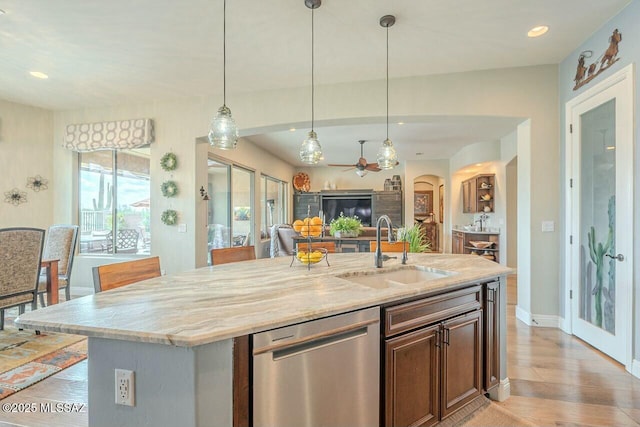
[385,325,441,427]
[440,311,483,419]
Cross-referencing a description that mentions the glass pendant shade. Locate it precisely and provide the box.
[377,138,397,169]
[299,130,322,164]
[208,105,238,150]
[355,168,368,177]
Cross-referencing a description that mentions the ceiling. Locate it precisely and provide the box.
[0,0,629,165]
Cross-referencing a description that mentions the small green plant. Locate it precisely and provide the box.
[329,213,362,236]
[398,224,431,253]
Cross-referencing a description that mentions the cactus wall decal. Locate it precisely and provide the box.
[587,223,612,329]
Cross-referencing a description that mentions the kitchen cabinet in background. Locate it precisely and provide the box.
[461,174,495,213]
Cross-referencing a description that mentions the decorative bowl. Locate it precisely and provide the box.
[469,241,494,249]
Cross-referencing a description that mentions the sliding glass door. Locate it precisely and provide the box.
[207,158,254,254]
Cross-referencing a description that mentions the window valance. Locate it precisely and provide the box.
[64,118,154,152]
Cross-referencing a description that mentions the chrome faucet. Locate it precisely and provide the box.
[476,213,489,232]
[375,215,397,268]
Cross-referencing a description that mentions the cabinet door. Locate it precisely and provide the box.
[385,325,440,427]
[440,311,482,419]
[451,232,464,254]
[483,282,500,391]
[293,193,320,219]
[461,179,476,213]
[373,191,403,227]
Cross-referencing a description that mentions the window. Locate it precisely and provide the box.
[261,175,288,239]
[207,158,255,253]
[78,148,151,255]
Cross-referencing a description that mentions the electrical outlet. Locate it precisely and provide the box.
[115,369,135,406]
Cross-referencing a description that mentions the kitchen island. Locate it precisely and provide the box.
[16,253,512,427]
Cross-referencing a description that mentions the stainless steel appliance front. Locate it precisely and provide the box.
[253,307,380,427]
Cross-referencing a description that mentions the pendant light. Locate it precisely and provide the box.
[299,0,323,164]
[208,0,239,150]
[377,15,398,169]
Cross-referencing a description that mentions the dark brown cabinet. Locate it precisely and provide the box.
[382,285,483,426]
[293,192,320,219]
[461,174,495,213]
[441,311,483,419]
[373,191,403,226]
[483,281,500,392]
[451,231,499,263]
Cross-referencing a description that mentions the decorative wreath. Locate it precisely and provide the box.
[161,209,178,226]
[160,152,178,171]
[161,180,179,198]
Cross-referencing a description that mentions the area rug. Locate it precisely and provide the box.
[437,396,536,427]
[0,326,87,400]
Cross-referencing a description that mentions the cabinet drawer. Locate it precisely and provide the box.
[384,285,482,337]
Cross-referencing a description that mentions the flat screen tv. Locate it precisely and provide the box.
[322,196,372,227]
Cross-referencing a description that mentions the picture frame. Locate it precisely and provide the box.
[414,190,433,216]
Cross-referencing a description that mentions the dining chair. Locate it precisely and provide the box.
[296,241,336,253]
[37,224,79,307]
[0,227,45,330]
[369,241,408,252]
[93,256,161,293]
[210,246,256,265]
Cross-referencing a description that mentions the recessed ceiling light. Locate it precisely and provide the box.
[475,163,482,167]
[289,128,296,132]
[528,25,549,38]
[29,71,49,79]
[397,122,404,125]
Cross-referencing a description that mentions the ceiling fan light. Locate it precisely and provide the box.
[377,138,397,170]
[208,105,239,149]
[300,130,322,164]
[355,168,368,177]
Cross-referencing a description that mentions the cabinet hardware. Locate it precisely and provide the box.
[443,327,450,346]
[487,289,494,303]
[435,329,440,348]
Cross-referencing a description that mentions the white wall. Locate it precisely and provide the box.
[48,64,558,308]
[0,99,53,229]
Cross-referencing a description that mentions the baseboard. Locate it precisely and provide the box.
[488,377,510,402]
[530,314,562,328]
[558,316,571,333]
[515,306,531,325]
[632,359,640,379]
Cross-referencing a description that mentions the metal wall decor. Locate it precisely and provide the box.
[26,175,49,192]
[574,29,622,91]
[4,188,28,206]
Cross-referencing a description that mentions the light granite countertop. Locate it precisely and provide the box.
[16,253,512,347]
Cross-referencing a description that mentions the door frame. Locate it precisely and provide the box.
[564,63,634,369]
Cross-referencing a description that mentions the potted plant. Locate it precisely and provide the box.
[329,213,362,238]
[398,224,431,252]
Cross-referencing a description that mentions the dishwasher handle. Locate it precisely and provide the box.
[253,318,379,358]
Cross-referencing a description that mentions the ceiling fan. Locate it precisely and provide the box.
[328,140,382,177]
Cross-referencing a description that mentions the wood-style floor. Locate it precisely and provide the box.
[2,275,639,426]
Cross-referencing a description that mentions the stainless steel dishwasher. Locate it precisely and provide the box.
[253,307,380,427]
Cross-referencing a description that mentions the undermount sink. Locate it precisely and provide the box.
[338,266,456,289]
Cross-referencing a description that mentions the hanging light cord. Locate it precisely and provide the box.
[311,6,315,132]
[385,23,389,140]
[223,0,227,107]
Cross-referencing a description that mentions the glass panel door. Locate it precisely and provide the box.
[231,166,254,247]
[569,65,633,366]
[578,99,615,332]
[207,159,231,249]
